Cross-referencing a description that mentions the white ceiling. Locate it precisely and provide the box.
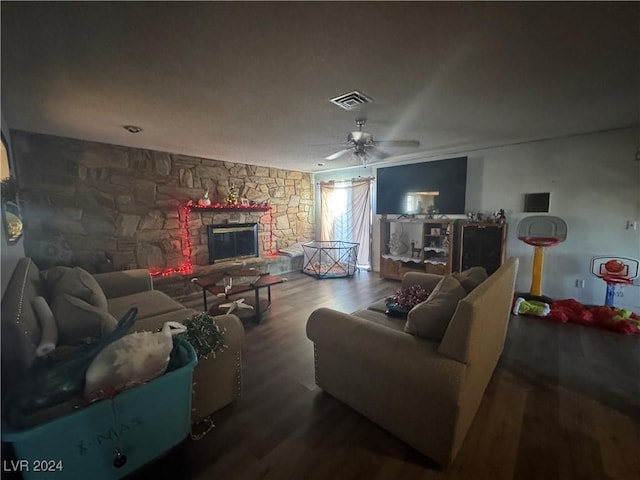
[1,2,638,173]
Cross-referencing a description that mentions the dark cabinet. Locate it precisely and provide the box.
[459,223,507,275]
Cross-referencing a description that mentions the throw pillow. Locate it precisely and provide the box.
[453,266,488,293]
[43,265,72,294]
[52,293,118,344]
[404,275,467,341]
[51,267,108,310]
[31,296,58,357]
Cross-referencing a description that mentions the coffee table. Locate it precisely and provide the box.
[191,270,284,323]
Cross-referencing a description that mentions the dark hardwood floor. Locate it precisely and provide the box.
[135,270,640,480]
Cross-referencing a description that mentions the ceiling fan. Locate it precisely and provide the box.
[325,118,420,163]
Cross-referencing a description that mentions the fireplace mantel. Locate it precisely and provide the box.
[186,202,271,213]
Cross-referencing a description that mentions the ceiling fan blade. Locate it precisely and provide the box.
[374,140,420,148]
[366,146,390,159]
[325,148,352,161]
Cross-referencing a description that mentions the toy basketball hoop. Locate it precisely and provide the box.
[590,256,639,306]
[517,215,568,298]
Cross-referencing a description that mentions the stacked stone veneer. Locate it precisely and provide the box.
[11,131,314,272]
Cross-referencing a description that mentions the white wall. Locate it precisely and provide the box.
[318,127,640,309]
[465,127,639,310]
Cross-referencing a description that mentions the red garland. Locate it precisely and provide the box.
[150,202,275,277]
[186,200,270,212]
[264,205,278,258]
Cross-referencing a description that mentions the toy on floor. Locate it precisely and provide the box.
[516,215,567,299]
[219,298,254,314]
[512,297,550,316]
[590,256,639,307]
[546,299,640,335]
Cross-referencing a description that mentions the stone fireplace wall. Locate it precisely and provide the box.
[11,131,314,272]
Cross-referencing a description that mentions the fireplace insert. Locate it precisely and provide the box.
[208,223,259,263]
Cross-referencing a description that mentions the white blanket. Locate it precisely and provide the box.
[279,243,305,257]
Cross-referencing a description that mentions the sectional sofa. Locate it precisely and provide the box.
[1,257,244,428]
[307,257,519,465]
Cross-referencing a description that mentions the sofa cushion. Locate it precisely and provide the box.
[351,309,406,332]
[367,298,389,314]
[49,267,108,310]
[404,275,467,341]
[453,266,488,293]
[52,293,118,344]
[107,290,186,322]
[43,266,72,293]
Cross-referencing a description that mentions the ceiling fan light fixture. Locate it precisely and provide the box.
[324,118,418,163]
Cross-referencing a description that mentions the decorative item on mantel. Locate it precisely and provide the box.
[224,184,239,205]
[186,199,269,211]
[197,188,212,206]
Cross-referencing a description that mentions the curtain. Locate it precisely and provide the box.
[319,178,372,268]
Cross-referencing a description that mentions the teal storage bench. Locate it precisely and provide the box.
[2,338,197,480]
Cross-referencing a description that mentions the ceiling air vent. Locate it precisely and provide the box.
[329,90,373,110]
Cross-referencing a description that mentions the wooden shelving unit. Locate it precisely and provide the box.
[379,218,455,280]
[422,219,455,275]
[379,218,508,280]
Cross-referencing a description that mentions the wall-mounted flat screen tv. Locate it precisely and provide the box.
[376,157,467,215]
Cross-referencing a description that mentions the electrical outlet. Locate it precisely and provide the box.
[575,279,585,288]
[626,220,637,231]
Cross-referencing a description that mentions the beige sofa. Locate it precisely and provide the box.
[1,257,244,426]
[306,257,519,466]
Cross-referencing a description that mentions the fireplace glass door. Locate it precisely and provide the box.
[208,223,259,263]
